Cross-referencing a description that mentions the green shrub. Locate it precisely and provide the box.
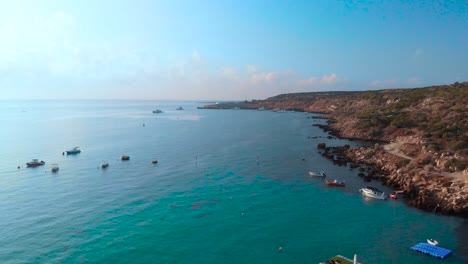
[421,156,432,165]
[391,114,414,128]
[449,139,468,150]
[397,159,411,168]
[365,151,375,159]
[444,159,467,171]
[426,143,441,152]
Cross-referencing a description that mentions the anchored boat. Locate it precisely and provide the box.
[309,171,327,177]
[427,239,439,246]
[101,161,109,169]
[359,186,386,200]
[319,254,361,264]
[325,179,346,187]
[26,159,45,167]
[66,147,81,155]
[51,163,59,172]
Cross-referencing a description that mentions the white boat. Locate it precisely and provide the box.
[101,161,109,169]
[359,186,386,200]
[427,239,439,246]
[309,171,327,177]
[51,163,59,173]
[66,147,81,155]
[257,107,266,111]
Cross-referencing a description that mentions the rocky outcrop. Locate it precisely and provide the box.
[205,82,468,217]
[343,146,468,217]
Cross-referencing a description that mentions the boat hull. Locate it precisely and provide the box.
[26,160,45,167]
[359,188,386,200]
[326,180,345,187]
[26,163,44,167]
[309,171,326,177]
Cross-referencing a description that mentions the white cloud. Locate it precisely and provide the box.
[413,48,423,57]
[368,79,398,88]
[297,73,338,87]
[321,73,338,84]
[370,80,381,87]
[250,71,277,84]
[221,67,239,81]
[406,77,421,86]
[0,12,349,100]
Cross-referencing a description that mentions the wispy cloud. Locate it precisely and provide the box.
[406,77,421,86]
[297,73,338,87]
[369,79,398,88]
[0,11,345,100]
[413,48,423,58]
[370,80,381,87]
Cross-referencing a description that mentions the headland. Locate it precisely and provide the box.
[203,82,468,217]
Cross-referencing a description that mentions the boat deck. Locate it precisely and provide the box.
[410,243,452,259]
[319,255,361,264]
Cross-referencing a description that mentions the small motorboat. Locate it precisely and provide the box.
[51,163,59,173]
[26,159,45,167]
[309,171,326,177]
[152,159,158,164]
[66,147,81,155]
[427,239,439,246]
[388,193,398,199]
[121,155,130,161]
[153,109,163,114]
[359,186,386,200]
[101,161,109,169]
[176,107,184,110]
[325,179,346,187]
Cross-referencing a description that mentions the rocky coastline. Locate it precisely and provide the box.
[317,142,467,217]
[203,83,468,218]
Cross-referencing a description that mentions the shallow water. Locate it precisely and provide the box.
[0,100,464,263]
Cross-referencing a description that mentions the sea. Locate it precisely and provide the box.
[0,100,465,264]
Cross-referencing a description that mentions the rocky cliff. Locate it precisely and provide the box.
[204,82,468,217]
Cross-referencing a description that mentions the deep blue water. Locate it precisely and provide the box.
[0,100,464,263]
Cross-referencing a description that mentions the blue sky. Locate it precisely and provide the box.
[0,0,466,100]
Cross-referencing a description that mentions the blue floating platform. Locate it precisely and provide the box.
[410,243,452,259]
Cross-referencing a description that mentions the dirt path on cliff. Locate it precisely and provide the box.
[383,142,413,160]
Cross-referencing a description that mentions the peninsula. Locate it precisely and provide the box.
[203,82,468,217]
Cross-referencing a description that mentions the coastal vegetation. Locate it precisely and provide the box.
[203,82,468,216]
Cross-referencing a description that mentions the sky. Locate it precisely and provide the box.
[0,0,467,100]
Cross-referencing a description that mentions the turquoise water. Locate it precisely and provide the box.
[0,100,464,263]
